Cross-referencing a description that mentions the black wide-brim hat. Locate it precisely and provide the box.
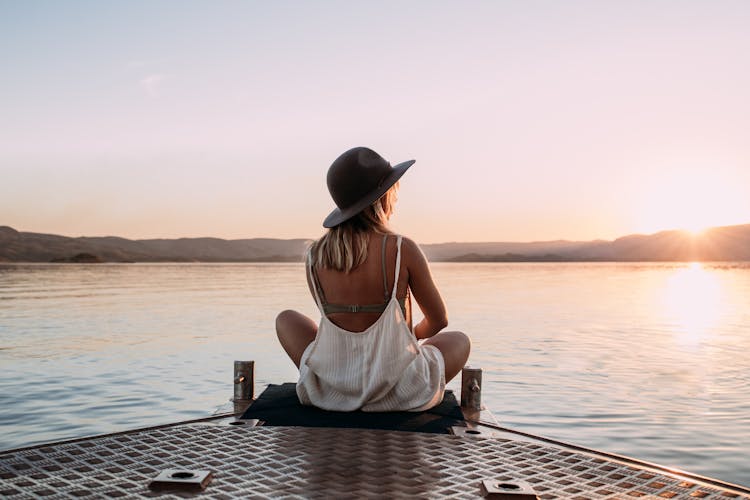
[323,147,415,228]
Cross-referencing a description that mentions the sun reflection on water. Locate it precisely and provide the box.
[663,263,724,345]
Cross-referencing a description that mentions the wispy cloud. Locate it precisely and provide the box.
[139,74,166,97]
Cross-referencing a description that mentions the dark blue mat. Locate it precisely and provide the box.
[241,383,465,434]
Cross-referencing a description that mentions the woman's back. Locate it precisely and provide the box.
[311,232,411,333]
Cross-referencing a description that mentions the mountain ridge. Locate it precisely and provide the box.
[2,224,750,262]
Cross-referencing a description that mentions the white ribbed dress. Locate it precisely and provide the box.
[296,235,446,412]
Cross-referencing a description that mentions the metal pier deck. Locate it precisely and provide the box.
[1,416,748,499]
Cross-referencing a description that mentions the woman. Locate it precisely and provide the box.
[276,147,470,412]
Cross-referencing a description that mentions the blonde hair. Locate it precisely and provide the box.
[312,184,398,273]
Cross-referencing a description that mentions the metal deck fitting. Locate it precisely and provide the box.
[1,422,748,499]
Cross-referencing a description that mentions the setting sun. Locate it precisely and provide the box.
[683,225,708,237]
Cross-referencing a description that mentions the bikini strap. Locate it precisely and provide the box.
[392,235,403,298]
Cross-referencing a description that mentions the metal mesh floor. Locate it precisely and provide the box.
[1,423,747,499]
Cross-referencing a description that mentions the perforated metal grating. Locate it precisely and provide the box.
[1,424,747,499]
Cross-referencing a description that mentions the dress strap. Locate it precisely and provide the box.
[391,235,403,298]
[381,234,389,302]
[306,248,325,313]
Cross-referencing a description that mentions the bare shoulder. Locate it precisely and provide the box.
[398,236,427,265]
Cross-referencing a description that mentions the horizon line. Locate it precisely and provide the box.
[3,222,750,246]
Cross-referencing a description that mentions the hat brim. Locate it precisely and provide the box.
[322,159,415,228]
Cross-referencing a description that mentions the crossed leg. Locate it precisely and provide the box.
[275,309,318,368]
[277,309,470,384]
[421,331,471,383]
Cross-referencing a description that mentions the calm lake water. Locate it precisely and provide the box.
[1,262,749,487]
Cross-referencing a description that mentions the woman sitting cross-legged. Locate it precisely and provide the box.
[276,147,471,412]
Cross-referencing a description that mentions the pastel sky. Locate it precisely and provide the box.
[2,1,749,243]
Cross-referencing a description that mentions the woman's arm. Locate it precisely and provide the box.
[402,237,448,339]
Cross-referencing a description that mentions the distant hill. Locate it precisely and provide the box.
[0,226,311,263]
[419,240,604,261]
[2,223,750,262]
[422,224,750,262]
